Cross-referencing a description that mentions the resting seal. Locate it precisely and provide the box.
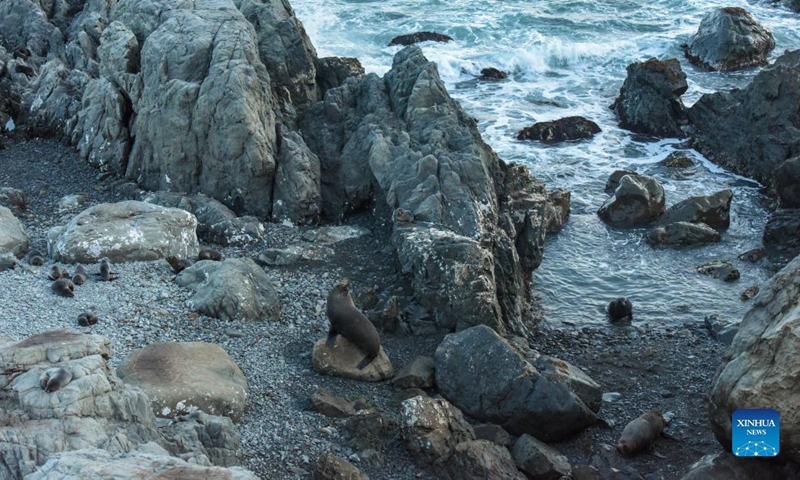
[326,279,381,370]
[166,256,194,274]
[198,247,222,261]
[72,265,89,285]
[608,297,633,323]
[52,278,74,297]
[617,410,665,455]
[77,312,99,326]
[48,265,70,281]
[39,367,73,392]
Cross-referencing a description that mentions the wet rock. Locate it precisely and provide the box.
[773,157,800,208]
[0,187,25,214]
[512,434,571,480]
[685,7,775,71]
[0,205,28,258]
[272,131,322,225]
[315,56,365,93]
[738,247,766,262]
[312,335,393,382]
[545,188,571,233]
[392,356,435,389]
[117,341,249,422]
[740,285,759,301]
[659,190,733,229]
[646,222,721,247]
[142,192,264,246]
[659,152,694,168]
[473,424,513,447]
[709,254,800,461]
[704,314,739,345]
[597,174,665,227]
[604,170,637,194]
[176,258,281,322]
[46,201,199,263]
[310,388,357,417]
[517,116,601,143]
[680,452,792,480]
[689,50,800,191]
[697,260,740,282]
[763,209,800,254]
[314,453,368,480]
[478,67,508,81]
[401,395,475,467]
[435,325,598,441]
[611,58,688,137]
[388,32,453,46]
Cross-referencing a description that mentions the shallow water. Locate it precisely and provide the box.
[292,0,800,325]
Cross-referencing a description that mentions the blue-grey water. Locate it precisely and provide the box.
[291,0,800,325]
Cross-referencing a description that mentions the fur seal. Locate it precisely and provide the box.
[198,247,222,261]
[39,367,72,392]
[395,208,414,224]
[27,249,45,266]
[98,257,118,281]
[77,312,98,326]
[52,278,75,297]
[617,410,665,455]
[72,265,88,285]
[48,265,70,280]
[326,278,381,370]
[15,63,35,77]
[608,297,633,323]
[166,256,194,274]
[13,46,32,60]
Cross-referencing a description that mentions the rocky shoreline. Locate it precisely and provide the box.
[2,0,800,479]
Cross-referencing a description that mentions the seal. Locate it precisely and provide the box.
[617,410,665,455]
[326,278,381,370]
[77,312,98,326]
[39,367,73,393]
[198,247,222,261]
[98,257,118,281]
[166,256,194,274]
[395,208,414,224]
[52,278,75,297]
[608,297,633,323]
[48,265,70,281]
[27,249,44,266]
[72,265,88,286]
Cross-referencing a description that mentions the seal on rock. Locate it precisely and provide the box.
[39,367,73,392]
[166,255,194,274]
[617,410,666,455]
[52,278,75,297]
[395,208,414,224]
[198,247,222,261]
[326,279,382,370]
[77,312,98,326]
[98,257,118,281]
[72,265,88,285]
[608,297,633,322]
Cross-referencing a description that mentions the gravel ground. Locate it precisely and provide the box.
[0,138,736,479]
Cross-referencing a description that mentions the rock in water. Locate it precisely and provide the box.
[659,190,733,229]
[597,174,665,227]
[646,222,721,247]
[685,7,775,71]
[517,116,601,143]
[388,31,454,46]
[478,67,507,81]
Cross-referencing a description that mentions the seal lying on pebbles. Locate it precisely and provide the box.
[27,249,44,266]
[326,279,382,370]
[617,410,666,455]
[72,265,89,285]
[77,312,99,326]
[98,257,118,281]
[48,265,70,281]
[166,256,194,274]
[39,367,73,392]
[198,247,222,261]
[52,278,75,297]
[608,297,633,322]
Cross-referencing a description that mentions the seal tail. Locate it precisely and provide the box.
[356,354,376,370]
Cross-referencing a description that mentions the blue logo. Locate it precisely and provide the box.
[732,409,780,457]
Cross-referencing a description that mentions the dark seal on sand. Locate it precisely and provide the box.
[326,279,381,370]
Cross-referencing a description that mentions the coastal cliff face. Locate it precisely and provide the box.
[0,0,565,336]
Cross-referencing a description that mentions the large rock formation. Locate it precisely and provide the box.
[0,205,29,258]
[685,7,775,71]
[611,58,688,137]
[709,254,800,462]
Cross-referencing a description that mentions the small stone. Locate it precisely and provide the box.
[740,285,759,301]
[602,392,622,403]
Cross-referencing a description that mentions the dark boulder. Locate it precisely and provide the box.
[685,7,775,71]
[659,152,694,168]
[773,157,800,208]
[604,170,637,194]
[517,116,601,143]
[389,31,453,46]
[659,190,733,229]
[315,56,365,94]
[478,67,507,81]
[646,221,721,247]
[763,209,800,254]
[597,174,665,227]
[611,58,688,137]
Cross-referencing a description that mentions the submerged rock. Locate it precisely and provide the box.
[389,31,454,46]
[685,7,775,71]
[517,116,601,143]
[697,259,740,282]
[646,222,721,247]
[478,67,508,81]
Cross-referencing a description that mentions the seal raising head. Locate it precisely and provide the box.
[326,278,382,370]
[608,297,633,323]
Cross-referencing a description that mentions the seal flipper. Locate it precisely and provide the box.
[356,354,377,370]
[326,328,338,346]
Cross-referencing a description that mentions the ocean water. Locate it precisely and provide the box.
[291,0,800,326]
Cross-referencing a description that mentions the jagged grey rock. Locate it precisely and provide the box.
[512,434,572,480]
[314,453,369,480]
[612,58,688,137]
[444,441,526,480]
[0,205,29,258]
[400,395,475,467]
[604,170,637,194]
[709,254,800,461]
[517,116,601,143]
[310,388,357,417]
[686,7,775,71]
[659,190,733,229]
[774,157,800,208]
[597,174,665,227]
[117,342,249,423]
[435,325,599,442]
[646,222,721,247]
[46,200,200,263]
[316,56,365,94]
[272,130,321,224]
[160,411,244,467]
[392,356,435,389]
[0,187,26,214]
[763,209,800,255]
[175,258,281,321]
